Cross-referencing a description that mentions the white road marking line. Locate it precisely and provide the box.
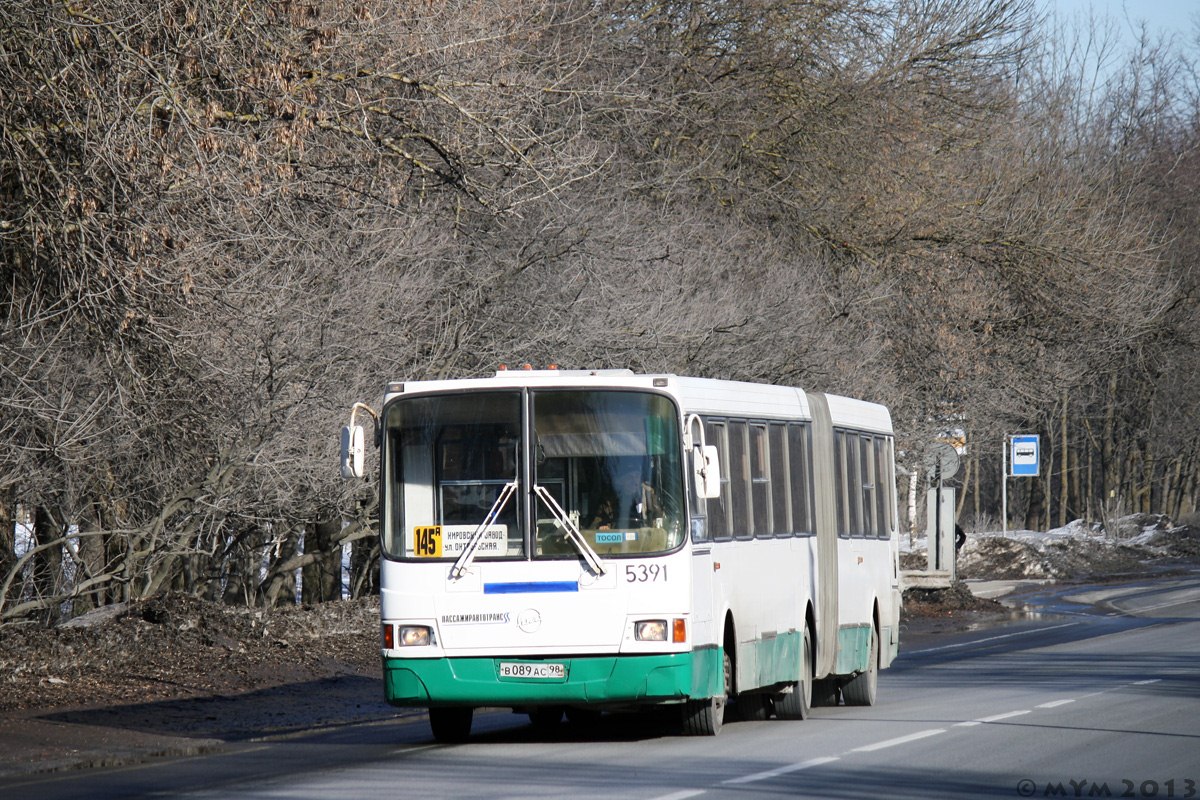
[1037,698,1076,708]
[650,791,707,800]
[976,710,1031,722]
[904,622,1081,653]
[711,664,1181,795]
[851,728,946,752]
[954,709,1031,727]
[722,756,841,785]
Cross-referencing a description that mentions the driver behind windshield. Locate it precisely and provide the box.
[590,467,663,530]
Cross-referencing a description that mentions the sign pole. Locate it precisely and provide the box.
[923,443,961,577]
[1001,434,1008,535]
[934,463,942,570]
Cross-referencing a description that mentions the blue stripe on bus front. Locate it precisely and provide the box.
[483,581,579,594]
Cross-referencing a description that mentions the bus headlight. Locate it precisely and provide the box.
[398,625,435,646]
[635,620,667,641]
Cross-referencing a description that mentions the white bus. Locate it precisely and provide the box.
[341,369,901,741]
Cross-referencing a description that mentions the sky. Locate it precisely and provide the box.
[1047,0,1198,45]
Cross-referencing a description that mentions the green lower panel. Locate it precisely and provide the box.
[834,624,871,674]
[749,629,802,687]
[384,648,723,708]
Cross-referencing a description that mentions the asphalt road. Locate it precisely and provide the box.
[6,571,1199,800]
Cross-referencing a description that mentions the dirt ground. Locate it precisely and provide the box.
[0,594,382,714]
[900,581,1012,632]
[0,595,400,778]
[2,520,1197,778]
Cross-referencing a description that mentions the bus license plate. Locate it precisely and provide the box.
[499,662,565,679]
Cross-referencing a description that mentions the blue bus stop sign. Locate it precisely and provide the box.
[1010,435,1040,477]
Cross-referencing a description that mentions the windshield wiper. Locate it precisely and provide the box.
[450,480,518,580]
[533,484,606,576]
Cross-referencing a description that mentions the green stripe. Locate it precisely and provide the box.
[742,629,802,687]
[384,648,724,707]
[834,624,871,674]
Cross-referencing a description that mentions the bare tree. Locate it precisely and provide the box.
[0,0,639,623]
[2,0,1197,626]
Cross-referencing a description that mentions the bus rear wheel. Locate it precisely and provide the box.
[775,627,812,720]
[429,707,473,743]
[682,649,730,735]
[841,624,878,707]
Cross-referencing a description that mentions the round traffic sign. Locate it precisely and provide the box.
[923,442,961,479]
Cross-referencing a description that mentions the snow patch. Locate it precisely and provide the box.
[902,515,1200,580]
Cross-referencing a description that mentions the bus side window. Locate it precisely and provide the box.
[769,422,790,537]
[848,432,864,536]
[727,420,751,540]
[861,434,877,538]
[876,436,894,539]
[834,430,848,537]
[750,423,771,537]
[788,423,813,535]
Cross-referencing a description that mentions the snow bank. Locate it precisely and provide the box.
[903,514,1200,581]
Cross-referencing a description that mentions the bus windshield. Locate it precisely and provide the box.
[381,389,685,561]
[533,391,684,557]
[383,391,523,560]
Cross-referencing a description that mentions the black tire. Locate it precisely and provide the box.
[775,627,812,720]
[429,707,473,743]
[841,624,878,707]
[682,649,730,735]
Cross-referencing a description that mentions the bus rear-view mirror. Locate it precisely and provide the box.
[340,424,365,479]
[695,445,721,499]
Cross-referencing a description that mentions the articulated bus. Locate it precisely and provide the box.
[340,369,901,741]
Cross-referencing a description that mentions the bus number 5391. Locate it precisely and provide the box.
[625,564,667,582]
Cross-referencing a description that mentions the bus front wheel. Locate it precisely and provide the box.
[682,649,730,735]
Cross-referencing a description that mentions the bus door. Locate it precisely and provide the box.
[690,535,716,648]
[688,416,724,649]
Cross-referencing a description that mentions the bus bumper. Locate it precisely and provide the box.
[383,649,721,707]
